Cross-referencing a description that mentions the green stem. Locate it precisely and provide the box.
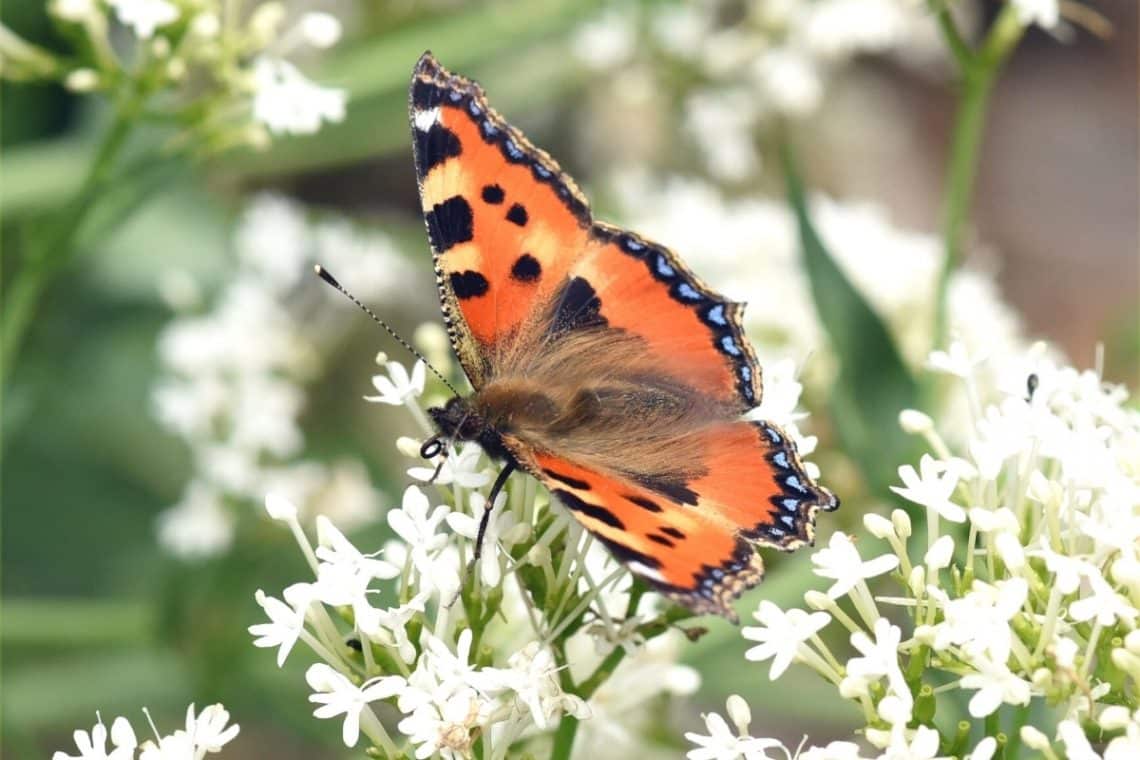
[932,4,1026,350]
[2,96,141,385]
[550,714,580,760]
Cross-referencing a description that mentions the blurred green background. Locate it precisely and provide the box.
[3,0,1137,757]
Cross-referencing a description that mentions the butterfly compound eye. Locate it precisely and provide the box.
[420,436,444,459]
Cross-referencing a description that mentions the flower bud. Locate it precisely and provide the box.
[899,408,933,434]
[299,12,342,48]
[265,492,298,521]
[803,590,830,611]
[374,351,389,366]
[1098,705,1131,731]
[166,58,186,81]
[191,12,221,38]
[863,513,894,539]
[1125,629,1140,653]
[1019,726,1051,752]
[908,566,926,597]
[995,532,1025,572]
[151,37,171,58]
[395,436,423,458]
[925,536,954,571]
[64,68,99,92]
[725,694,752,733]
[891,509,912,540]
[249,2,286,45]
[50,0,97,22]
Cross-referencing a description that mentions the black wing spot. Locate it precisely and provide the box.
[553,489,624,530]
[414,123,461,177]
[550,277,607,334]
[511,254,541,283]
[425,196,474,252]
[648,534,676,548]
[506,203,528,227]
[411,79,443,110]
[481,184,505,204]
[596,534,662,569]
[450,270,489,300]
[661,526,685,540]
[626,494,663,513]
[543,468,590,490]
[632,474,700,506]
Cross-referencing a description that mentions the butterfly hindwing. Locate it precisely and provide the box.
[410,52,593,388]
[508,419,836,620]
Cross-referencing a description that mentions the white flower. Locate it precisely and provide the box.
[811,532,898,599]
[927,341,987,379]
[685,694,789,760]
[927,579,1027,662]
[50,0,98,23]
[386,486,454,588]
[53,715,137,760]
[252,58,346,136]
[493,642,586,729]
[960,656,1033,717]
[306,663,405,747]
[967,737,998,760]
[844,618,909,701]
[407,443,491,489]
[264,492,298,521]
[182,703,240,753]
[799,741,868,760]
[890,455,966,523]
[315,516,400,583]
[878,724,947,760]
[108,0,179,38]
[446,491,524,586]
[1070,573,1139,627]
[249,586,310,666]
[1011,0,1059,28]
[364,360,425,406]
[397,686,487,760]
[742,600,830,679]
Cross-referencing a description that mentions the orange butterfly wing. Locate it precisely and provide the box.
[410,52,592,388]
[515,419,836,619]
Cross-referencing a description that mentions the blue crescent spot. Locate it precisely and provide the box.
[448,90,463,103]
[780,514,798,529]
[720,335,741,356]
[623,237,645,252]
[710,568,725,580]
[773,451,789,469]
[533,164,552,179]
[765,426,782,443]
[740,365,752,382]
[676,283,701,301]
[503,138,524,160]
[468,100,483,117]
[782,498,800,512]
[768,526,786,537]
[785,475,807,493]
[481,120,499,138]
[654,254,675,278]
[706,304,726,326]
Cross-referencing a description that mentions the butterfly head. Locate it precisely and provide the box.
[426,396,513,462]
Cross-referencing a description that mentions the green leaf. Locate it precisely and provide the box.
[781,142,921,497]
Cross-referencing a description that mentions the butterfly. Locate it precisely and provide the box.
[408,51,838,620]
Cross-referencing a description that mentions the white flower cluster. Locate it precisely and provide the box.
[572,0,952,182]
[152,194,414,558]
[54,704,238,760]
[20,0,347,149]
[610,174,1021,387]
[686,342,1140,758]
[249,358,706,758]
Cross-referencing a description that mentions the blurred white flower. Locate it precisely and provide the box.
[156,481,234,559]
[108,0,179,39]
[1011,0,1059,28]
[960,656,1033,717]
[845,618,909,702]
[252,58,346,136]
[249,587,309,667]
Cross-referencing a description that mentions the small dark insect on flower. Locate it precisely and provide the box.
[1026,373,1039,402]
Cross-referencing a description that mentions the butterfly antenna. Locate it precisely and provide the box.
[313,265,460,396]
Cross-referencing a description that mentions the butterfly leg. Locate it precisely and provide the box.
[473,461,516,561]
